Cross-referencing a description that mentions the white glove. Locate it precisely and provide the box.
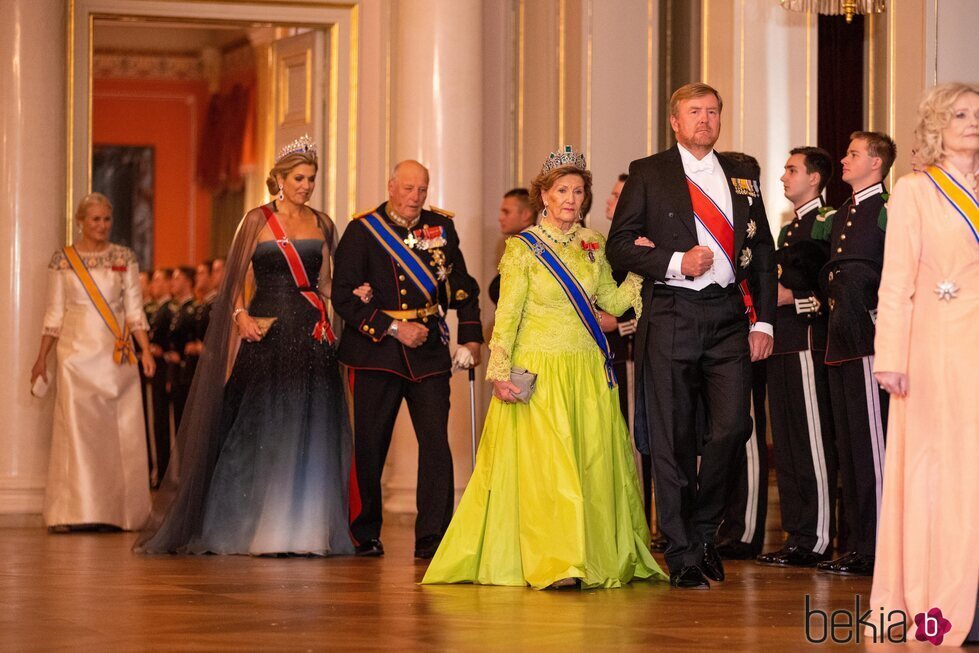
[617,319,638,337]
[452,346,476,372]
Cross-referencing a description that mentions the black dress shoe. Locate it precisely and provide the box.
[823,553,874,576]
[816,551,858,573]
[781,548,832,568]
[414,536,441,560]
[670,565,710,589]
[756,546,795,566]
[650,534,668,552]
[699,543,725,582]
[758,546,830,568]
[355,539,384,557]
[715,540,759,560]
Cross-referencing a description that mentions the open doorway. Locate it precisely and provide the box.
[68,0,360,253]
[91,18,332,272]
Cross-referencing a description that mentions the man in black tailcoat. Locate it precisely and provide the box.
[607,82,776,589]
[332,160,483,559]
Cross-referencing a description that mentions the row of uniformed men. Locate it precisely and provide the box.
[137,260,225,488]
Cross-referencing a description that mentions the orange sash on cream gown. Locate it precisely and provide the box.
[42,244,151,530]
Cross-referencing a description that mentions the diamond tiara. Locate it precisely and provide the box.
[277,134,317,162]
[541,145,587,174]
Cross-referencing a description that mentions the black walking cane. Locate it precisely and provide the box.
[468,367,477,470]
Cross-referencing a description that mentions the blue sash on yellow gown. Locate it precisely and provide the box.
[421,224,667,589]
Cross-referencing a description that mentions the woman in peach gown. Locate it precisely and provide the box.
[871,82,979,646]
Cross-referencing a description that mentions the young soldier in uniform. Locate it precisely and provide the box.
[332,160,483,559]
[139,272,157,484]
[815,132,895,577]
[146,268,175,487]
[165,266,197,436]
[757,146,838,567]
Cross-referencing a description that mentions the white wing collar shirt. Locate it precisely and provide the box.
[664,142,773,337]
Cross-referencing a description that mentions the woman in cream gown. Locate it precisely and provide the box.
[31,193,155,531]
[871,83,979,646]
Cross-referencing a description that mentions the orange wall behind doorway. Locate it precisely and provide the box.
[93,78,211,269]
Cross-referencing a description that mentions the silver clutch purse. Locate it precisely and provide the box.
[509,367,537,403]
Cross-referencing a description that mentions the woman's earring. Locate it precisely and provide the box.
[278,187,284,201]
[542,205,548,218]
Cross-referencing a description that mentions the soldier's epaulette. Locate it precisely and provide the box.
[429,205,455,219]
[350,208,374,221]
[878,194,889,231]
[811,206,835,242]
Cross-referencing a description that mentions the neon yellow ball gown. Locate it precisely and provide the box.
[422,222,667,589]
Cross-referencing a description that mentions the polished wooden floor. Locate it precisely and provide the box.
[1,509,899,652]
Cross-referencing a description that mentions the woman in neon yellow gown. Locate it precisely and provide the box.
[422,148,667,589]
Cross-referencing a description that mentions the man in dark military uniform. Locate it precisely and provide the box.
[488,188,535,305]
[139,272,157,483]
[756,146,838,568]
[146,268,175,487]
[165,266,197,437]
[183,260,219,383]
[602,174,640,425]
[711,152,770,562]
[602,172,661,544]
[332,160,483,559]
[815,131,895,577]
[195,258,224,348]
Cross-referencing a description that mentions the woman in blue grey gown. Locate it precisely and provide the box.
[136,138,354,555]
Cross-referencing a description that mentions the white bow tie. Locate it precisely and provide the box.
[688,158,714,174]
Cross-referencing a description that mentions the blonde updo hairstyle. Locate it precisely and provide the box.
[913,82,979,168]
[265,150,319,195]
[74,192,113,224]
[529,165,593,220]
